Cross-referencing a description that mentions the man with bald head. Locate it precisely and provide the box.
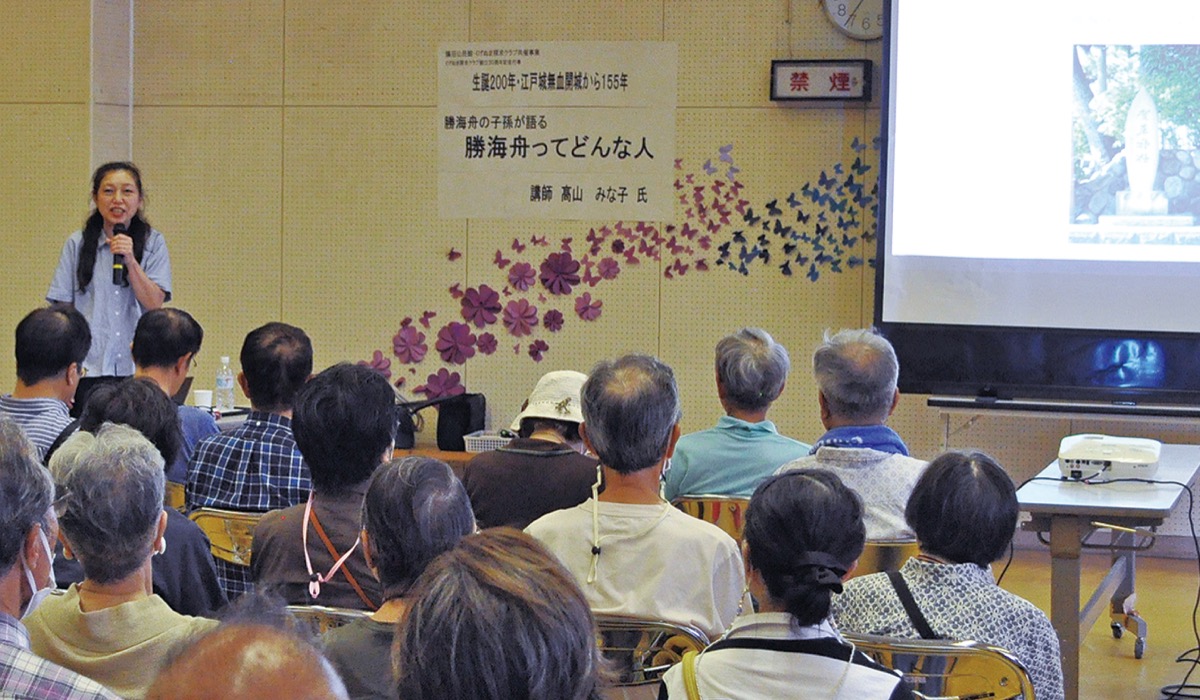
[777,328,927,540]
[147,621,347,700]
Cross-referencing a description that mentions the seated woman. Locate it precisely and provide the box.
[460,370,598,529]
[393,528,607,700]
[69,377,226,616]
[323,456,475,699]
[659,469,912,699]
[26,423,218,700]
[833,451,1064,700]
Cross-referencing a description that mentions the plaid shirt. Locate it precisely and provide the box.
[187,410,311,599]
[0,612,117,699]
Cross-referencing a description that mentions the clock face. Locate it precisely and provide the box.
[821,0,885,41]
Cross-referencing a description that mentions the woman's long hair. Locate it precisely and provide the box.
[76,162,150,293]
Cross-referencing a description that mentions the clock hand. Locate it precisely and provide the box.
[845,0,866,27]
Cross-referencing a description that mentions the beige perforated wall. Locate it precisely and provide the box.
[6,2,1198,539]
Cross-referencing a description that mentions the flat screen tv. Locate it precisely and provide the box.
[875,0,1200,411]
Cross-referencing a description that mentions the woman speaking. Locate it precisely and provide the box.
[46,162,172,414]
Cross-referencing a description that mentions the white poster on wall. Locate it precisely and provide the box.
[437,42,677,221]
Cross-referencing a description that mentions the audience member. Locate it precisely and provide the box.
[0,305,90,461]
[833,451,1064,700]
[661,470,912,699]
[777,328,926,539]
[188,322,312,599]
[526,354,747,641]
[461,370,598,529]
[393,528,606,700]
[324,457,475,699]
[251,363,394,609]
[663,328,809,502]
[147,614,347,700]
[27,424,217,700]
[0,417,118,699]
[68,378,227,617]
[131,308,218,484]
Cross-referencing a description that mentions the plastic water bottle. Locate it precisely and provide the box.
[215,356,236,413]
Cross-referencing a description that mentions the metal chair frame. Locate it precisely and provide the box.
[845,632,1037,700]
[593,613,709,687]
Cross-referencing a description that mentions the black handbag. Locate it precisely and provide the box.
[394,393,486,451]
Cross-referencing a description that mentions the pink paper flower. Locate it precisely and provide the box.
[435,322,476,365]
[477,332,498,355]
[528,339,549,362]
[358,350,392,379]
[575,293,602,321]
[414,368,465,399]
[502,299,539,337]
[598,257,620,280]
[543,309,564,332]
[539,252,581,295]
[392,326,427,364]
[508,262,536,291]
[460,284,501,328]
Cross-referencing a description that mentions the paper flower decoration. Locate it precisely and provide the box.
[575,293,602,321]
[508,262,536,291]
[539,252,581,295]
[460,284,501,328]
[502,299,539,337]
[598,257,620,280]
[543,309,564,332]
[477,332,497,355]
[358,350,392,379]
[528,339,549,362]
[435,322,476,365]
[414,368,465,399]
[392,326,427,364]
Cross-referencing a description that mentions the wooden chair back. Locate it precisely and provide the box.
[188,507,262,567]
[671,496,750,541]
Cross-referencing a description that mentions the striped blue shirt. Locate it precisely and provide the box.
[0,395,73,460]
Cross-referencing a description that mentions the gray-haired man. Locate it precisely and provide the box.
[0,417,117,699]
[777,328,927,539]
[663,328,810,502]
[526,354,748,641]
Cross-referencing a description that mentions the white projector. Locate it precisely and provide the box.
[1057,434,1161,480]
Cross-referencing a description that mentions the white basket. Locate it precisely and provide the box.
[463,430,512,453]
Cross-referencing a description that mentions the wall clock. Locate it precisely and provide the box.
[820,0,885,41]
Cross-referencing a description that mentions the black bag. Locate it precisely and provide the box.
[434,393,486,451]
[394,393,486,451]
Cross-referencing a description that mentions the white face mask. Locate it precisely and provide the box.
[21,527,56,619]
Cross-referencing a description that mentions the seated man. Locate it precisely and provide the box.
[526,354,747,641]
[0,417,117,699]
[131,307,218,484]
[663,327,809,502]
[188,322,312,599]
[72,378,227,617]
[833,451,1064,700]
[0,304,90,460]
[250,363,394,610]
[461,370,598,529]
[777,328,926,540]
[28,424,218,699]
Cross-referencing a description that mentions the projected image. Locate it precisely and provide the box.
[1071,45,1200,243]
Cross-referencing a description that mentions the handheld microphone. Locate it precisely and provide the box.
[112,223,128,286]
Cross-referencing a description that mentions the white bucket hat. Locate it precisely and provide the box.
[509,370,588,431]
